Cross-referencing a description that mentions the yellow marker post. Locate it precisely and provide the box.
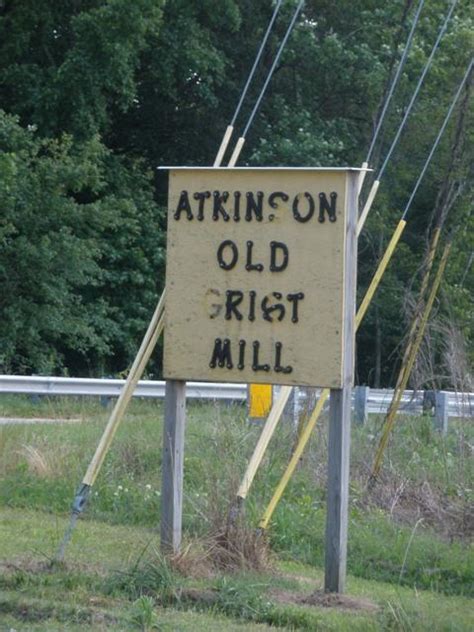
[390,227,441,392]
[370,240,451,482]
[248,384,273,420]
[259,218,407,530]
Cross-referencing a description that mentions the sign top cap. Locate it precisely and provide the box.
[158,166,371,172]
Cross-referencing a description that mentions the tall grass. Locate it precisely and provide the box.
[0,394,472,595]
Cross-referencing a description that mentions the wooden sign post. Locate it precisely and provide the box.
[160,379,186,553]
[324,172,357,593]
[160,167,359,589]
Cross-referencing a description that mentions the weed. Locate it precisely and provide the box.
[106,546,180,604]
[19,444,51,477]
[131,595,160,631]
[213,577,273,621]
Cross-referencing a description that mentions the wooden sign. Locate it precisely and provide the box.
[163,167,356,388]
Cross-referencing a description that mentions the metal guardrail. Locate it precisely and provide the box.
[366,388,473,418]
[291,386,473,420]
[0,376,472,419]
[0,375,246,401]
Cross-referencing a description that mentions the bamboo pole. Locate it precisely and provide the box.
[213,125,234,167]
[356,220,407,328]
[357,161,369,195]
[391,227,441,391]
[258,218,407,530]
[83,289,166,486]
[79,119,244,493]
[228,137,246,167]
[236,386,292,500]
[369,240,451,482]
[260,389,329,529]
[357,179,380,235]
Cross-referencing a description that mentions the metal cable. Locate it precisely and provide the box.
[230,0,283,126]
[402,57,473,219]
[242,0,305,138]
[366,0,426,165]
[377,0,458,181]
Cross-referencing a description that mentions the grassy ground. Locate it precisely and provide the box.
[1,508,472,631]
[0,394,472,629]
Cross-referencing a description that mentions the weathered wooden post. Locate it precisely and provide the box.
[324,171,357,593]
[354,385,369,425]
[434,390,449,435]
[160,380,186,553]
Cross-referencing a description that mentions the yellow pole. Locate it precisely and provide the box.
[213,125,234,167]
[228,137,246,167]
[237,386,292,499]
[357,179,380,235]
[259,389,330,528]
[82,122,242,489]
[369,240,451,482]
[391,227,441,393]
[259,218,407,529]
[356,219,407,328]
[83,289,166,486]
[357,161,369,196]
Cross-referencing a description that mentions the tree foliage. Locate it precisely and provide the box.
[0,0,472,384]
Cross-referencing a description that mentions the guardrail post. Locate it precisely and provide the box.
[354,386,369,425]
[100,376,113,408]
[434,391,449,435]
[161,380,186,554]
[423,389,436,415]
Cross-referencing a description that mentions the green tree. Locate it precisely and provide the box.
[0,1,165,375]
[0,0,471,384]
[0,111,163,374]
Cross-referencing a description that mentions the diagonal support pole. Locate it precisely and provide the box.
[369,239,451,484]
[258,218,407,530]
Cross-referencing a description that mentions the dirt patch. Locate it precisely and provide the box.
[270,587,378,612]
[301,590,378,612]
[0,417,82,425]
[0,596,118,626]
[181,587,218,606]
[0,556,107,578]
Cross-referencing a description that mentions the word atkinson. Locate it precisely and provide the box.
[173,190,338,223]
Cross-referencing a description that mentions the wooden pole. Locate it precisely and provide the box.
[228,137,245,167]
[370,241,451,482]
[259,389,329,529]
[161,380,186,553]
[258,218,407,531]
[357,161,369,195]
[354,385,369,425]
[434,391,449,434]
[357,179,380,235]
[325,388,351,592]
[83,290,166,486]
[324,171,358,593]
[213,125,234,167]
[237,386,292,500]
